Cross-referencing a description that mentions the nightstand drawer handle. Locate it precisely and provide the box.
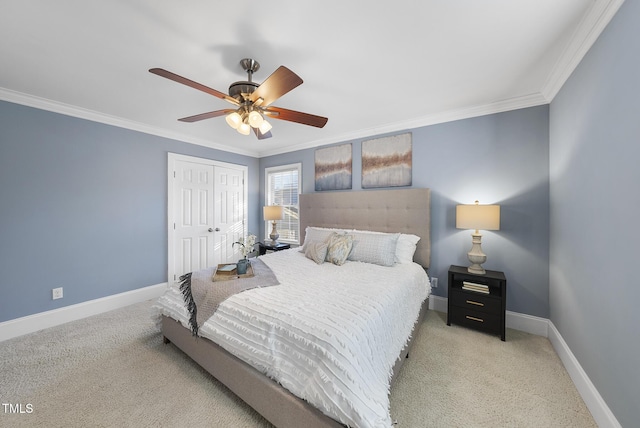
[466,315,484,323]
[466,300,484,307]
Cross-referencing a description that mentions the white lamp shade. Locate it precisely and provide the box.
[225,112,242,129]
[263,205,284,221]
[237,122,251,135]
[456,203,500,231]
[258,119,272,134]
[248,110,264,128]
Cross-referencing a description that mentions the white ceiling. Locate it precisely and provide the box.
[0,1,623,158]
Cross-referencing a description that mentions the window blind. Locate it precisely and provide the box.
[265,164,301,244]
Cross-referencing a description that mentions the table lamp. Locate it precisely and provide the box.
[263,205,285,244]
[456,200,500,274]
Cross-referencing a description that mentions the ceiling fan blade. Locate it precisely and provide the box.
[250,66,303,107]
[178,109,235,123]
[252,127,273,140]
[149,68,239,105]
[264,106,328,128]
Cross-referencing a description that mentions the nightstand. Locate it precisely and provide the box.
[447,265,507,341]
[258,242,291,256]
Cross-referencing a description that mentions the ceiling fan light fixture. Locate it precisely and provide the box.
[248,110,264,128]
[237,121,251,135]
[225,112,242,129]
[259,119,272,134]
[150,58,328,140]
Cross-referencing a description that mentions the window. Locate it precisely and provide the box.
[265,163,301,244]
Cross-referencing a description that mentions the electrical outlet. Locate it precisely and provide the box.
[52,287,63,300]
[430,277,438,288]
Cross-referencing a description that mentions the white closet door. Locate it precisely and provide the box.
[213,165,246,265]
[168,154,247,283]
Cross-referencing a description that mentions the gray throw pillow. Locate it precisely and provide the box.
[304,240,328,264]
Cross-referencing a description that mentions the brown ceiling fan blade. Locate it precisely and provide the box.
[252,127,273,140]
[250,66,303,107]
[264,106,328,128]
[149,68,238,105]
[178,109,235,123]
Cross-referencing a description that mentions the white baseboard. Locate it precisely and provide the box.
[430,295,621,427]
[506,310,549,336]
[429,295,448,312]
[0,283,167,342]
[548,321,622,428]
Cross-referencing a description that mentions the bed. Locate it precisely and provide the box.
[154,188,431,427]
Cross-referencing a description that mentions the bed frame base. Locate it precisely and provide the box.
[161,297,428,428]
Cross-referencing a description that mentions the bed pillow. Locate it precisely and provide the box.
[300,227,348,253]
[325,232,354,266]
[304,240,328,264]
[349,229,420,264]
[348,231,400,267]
[395,234,421,264]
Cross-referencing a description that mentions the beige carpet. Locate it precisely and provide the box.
[0,301,596,427]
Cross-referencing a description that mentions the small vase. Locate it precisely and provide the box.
[237,258,249,275]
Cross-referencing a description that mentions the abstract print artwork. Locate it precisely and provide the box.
[314,144,353,191]
[362,133,412,188]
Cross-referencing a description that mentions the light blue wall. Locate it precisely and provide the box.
[549,0,640,425]
[260,105,550,318]
[0,101,260,322]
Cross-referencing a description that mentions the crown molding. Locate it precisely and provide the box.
[0,88,259,157]
[2,85,548,159]
[541,0,625,101]
[256,92,549,157]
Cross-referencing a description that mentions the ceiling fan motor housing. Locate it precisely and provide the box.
[228,81,259,101]
[229,59,262,101]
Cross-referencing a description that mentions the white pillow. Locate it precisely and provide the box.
[348,231,399,267]
[348,229,420,264]
[395,234,421,264]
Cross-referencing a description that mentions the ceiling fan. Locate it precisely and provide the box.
[149,58,328,140]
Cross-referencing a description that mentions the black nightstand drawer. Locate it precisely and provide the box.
[448,306,501,335]
[449,289,501,314]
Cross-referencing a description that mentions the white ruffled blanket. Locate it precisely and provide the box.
[153,248,430,427]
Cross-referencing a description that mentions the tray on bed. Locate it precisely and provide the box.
[212,263,254,282]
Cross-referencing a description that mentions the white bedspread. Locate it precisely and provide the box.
[153,248,430,428]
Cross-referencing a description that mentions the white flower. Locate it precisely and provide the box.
[234,234,257,258]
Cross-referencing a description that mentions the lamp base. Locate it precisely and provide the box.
[269,221,279,245]
[467,231,487,275]
[467,264,486,275]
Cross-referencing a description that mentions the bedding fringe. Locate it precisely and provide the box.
[178,272,199,336]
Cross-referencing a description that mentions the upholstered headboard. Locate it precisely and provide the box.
[299,188,431,268]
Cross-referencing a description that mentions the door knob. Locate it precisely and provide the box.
[208,227,220,232]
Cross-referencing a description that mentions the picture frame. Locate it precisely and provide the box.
[314,143,352,191]
[362,133,412,188]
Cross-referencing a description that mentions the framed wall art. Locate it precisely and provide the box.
[362,133,412,188]
[314,143,352,191]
